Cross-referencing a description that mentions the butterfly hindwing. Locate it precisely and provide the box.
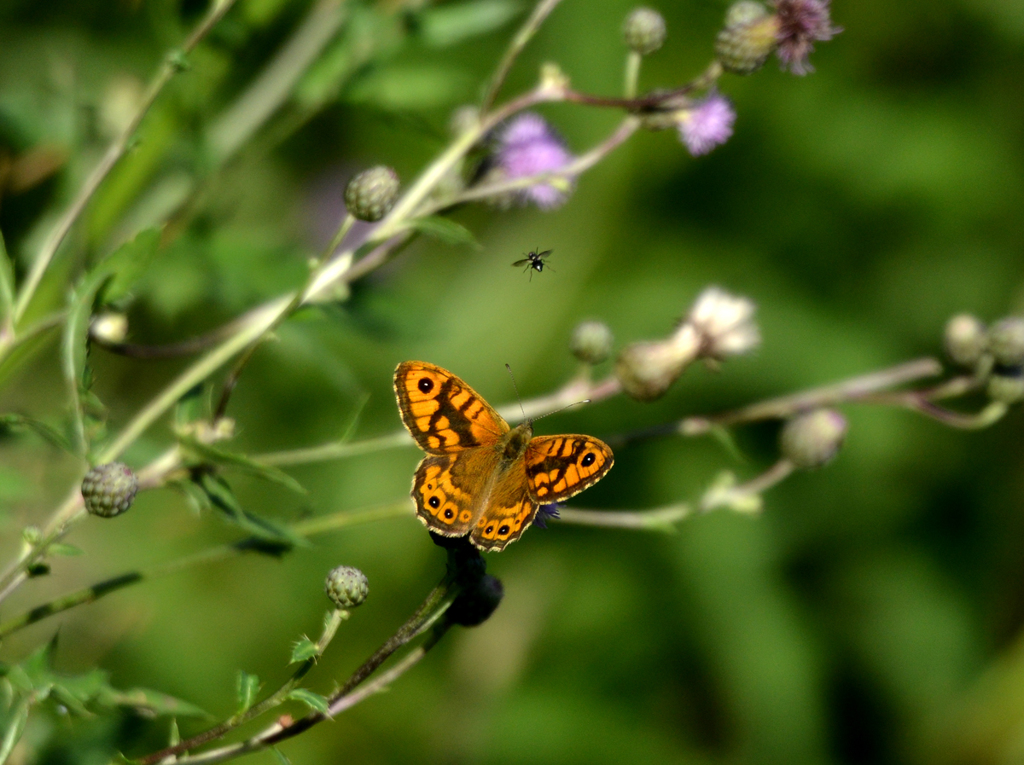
[394,361,509,455]
[470,461,538,552]
[524,435,614,504]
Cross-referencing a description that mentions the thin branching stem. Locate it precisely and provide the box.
[480,0,564,114]
[10,0,240,328]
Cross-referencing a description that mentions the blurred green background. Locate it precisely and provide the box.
[1,0,1023,763]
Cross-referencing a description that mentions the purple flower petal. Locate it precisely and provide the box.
[677,94,736,156]
[495,113,574,209]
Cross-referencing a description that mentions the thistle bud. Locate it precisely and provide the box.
[779,409,847,469]
[447,574,504,627]
[344,166,400,222]
[623,7,667,55]
[987,317,1024,367]
[943,314,987,368]
[81,462,139,518]
[715,2,779,74]
[570,320,614,364]
[325,565,369,609]
[615,336,697,402]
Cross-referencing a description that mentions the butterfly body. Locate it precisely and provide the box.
[394,361,613,551]
[512,249,553,280]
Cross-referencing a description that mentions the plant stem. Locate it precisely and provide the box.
[140,569,457,764]
[556,504,691,531]
[10,0,240,328]
[678,358,944,435]
[480,0,564,114]
[623,51,642,99]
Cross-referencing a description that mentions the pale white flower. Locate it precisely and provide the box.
[683,286,761,360]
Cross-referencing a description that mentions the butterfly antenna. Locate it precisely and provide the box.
[505,364,528,421]
[532,399,592,423]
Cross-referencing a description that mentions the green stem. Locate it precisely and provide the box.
[623,51,641,99]
[556,504,691,532]
[141,570,457,764]
[480,0,564,114]
[10,0,240,329]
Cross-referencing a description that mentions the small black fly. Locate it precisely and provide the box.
[512,249,553,280]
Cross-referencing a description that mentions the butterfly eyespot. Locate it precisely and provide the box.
[581,452,596,467]
[443,508,454,519]
[418,377,434,393]
[498,524,510,535]
[428,496,440,509]
[485,525,494,534]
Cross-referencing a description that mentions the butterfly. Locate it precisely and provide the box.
[511,249,552,280]
[394,361,614,551]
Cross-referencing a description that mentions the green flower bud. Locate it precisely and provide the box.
[81,462,139,518]
[943,314,988,368]
[623,7,667,55]
[447,574,504,627]
[779,409,847,469]
[988,317,1024,367]
[344,166,400,222]
[987,367,1024,404]
[325,565,369,609]
[570,320,614,364]
[715,2,779,74]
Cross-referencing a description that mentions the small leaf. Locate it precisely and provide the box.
[169,718,180,746]
[174,383,211,430]
[0,413,75,454]
[417,0,522,48]
[286,688,330,716]
[405,216,479,248]
[347,65,473,109]
[95,686,208,718]
[289,638,318,664]
[49,543,84,557]
[271,747,293,765]
[181,437,307,495]
[100,227,162,305]
[197,473,306,549]
[0,230,14,332]
[236,671,261,714]
[709,424,747,463]
[0,698,30,764]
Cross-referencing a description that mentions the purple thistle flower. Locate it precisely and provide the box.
[771,0,841,75]
[677,94,736,157]
[534,503,562,529]
[495,113,573,210]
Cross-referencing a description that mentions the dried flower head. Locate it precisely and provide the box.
[494,113,574,210]
[770,0,841,75]
[82,462,139,518]
[779,409,847,469]
[685,286,760,359]
[676,94,736,156]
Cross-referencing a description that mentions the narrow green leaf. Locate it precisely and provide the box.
[405,216,480,248]
[0,698,30,765]
[95,686,208,718]
[63,263,116,457]
[48,543,84,557]
[418,0,522,48]
[197,473,306,548]
[0,230,15,334]
[271,747,293,765]
[286,688,330,716]
[100,228,161,305]
[236,671,260,714]
[174,383,211,430]
[181,437,307,495]
[169,717,180,746]
[289,638,318,664]
[0,414,75,454]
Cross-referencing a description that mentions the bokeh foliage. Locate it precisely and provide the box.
[1,0,1023,763]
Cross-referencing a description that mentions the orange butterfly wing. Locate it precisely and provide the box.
[524,435,614,504]
[469,463,537,552]
[394,361,508,454]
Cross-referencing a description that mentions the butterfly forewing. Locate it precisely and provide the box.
[524,435,614,503]
[394,361,509,454]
